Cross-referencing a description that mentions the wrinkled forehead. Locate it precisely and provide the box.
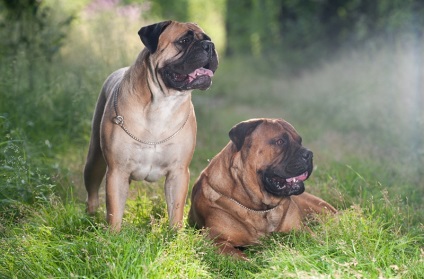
[162,21,207,40]
[255,119,302,143]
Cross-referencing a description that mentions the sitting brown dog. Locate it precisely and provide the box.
[188,118,336,259]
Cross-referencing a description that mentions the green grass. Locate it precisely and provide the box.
[1,8,424,278]
[0,193,422,278]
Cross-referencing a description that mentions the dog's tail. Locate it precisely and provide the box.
[83,82,109,210]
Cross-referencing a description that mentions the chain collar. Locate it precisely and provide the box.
[211,186,280,214]
[112,86,191,146]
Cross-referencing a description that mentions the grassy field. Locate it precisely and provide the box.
[1,12,423,278]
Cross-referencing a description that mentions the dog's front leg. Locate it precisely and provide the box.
[105,168,130,231]
[164,168,190,229]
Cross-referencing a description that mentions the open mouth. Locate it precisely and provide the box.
[161,42,218,91]
[167,67,214,84]
[263,171,308,197]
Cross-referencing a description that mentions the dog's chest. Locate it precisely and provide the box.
[243,208,296,235]
[264,211,284,232]
[127,143,177,182]
[233,209,283,236]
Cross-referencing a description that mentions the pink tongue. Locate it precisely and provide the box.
[188,67,214,82]
[286,172,308,182]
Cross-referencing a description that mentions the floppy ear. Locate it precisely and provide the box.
[138,20,172,53]
[229,119,264,151]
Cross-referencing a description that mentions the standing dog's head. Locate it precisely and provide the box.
[138,20,219,91]
[229,118,313,197]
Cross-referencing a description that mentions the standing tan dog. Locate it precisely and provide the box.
[84,21,218,231]
[189,118,336,259]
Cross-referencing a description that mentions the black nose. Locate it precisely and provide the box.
[201,40,214,52]
[302,150,313,162]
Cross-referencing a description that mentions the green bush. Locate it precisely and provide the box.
[0,116,56,224]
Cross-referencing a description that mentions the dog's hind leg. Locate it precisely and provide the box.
[84,91,107,215]
[84,141,106,215]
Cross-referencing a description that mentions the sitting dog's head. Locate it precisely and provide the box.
[229,118,313,197]
[138,20,219,91]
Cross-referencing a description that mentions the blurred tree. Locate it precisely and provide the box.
[224,0,424,61]
[0,0,73,90]
[149,0,190,21]
[225,0,281,57]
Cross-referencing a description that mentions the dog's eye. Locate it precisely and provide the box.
[275,139,285,146]
[178,37,191,45]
